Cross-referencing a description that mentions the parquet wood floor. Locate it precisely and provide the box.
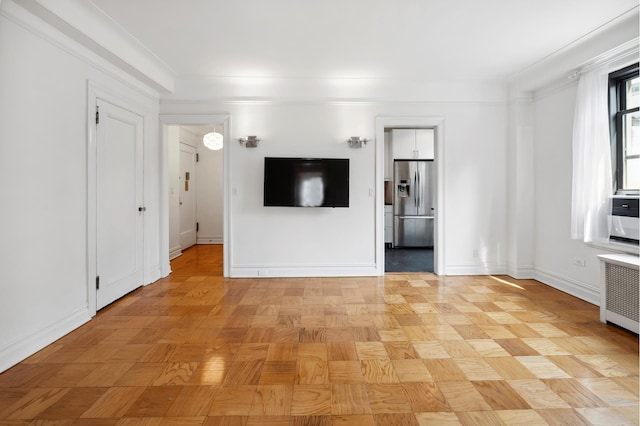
[1,245,638,425]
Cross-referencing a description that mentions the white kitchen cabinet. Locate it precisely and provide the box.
[391,129,434,160]
[391,129,415,160]
[416,129,434,160]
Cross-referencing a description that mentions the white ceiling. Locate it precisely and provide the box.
[89,0,638,86]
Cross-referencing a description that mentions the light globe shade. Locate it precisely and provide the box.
[203,132,223,150]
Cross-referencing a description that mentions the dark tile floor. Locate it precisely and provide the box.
[385,247,434,273]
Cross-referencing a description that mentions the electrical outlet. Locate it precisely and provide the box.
[574,258,586,267]
[473,249,479,259]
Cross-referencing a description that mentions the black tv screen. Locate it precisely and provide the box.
[264,157,349,207]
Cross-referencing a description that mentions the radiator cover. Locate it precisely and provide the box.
[606,263,639,321]
[598,254,640,333]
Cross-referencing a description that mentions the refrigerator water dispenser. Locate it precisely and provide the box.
[397,180,410,198]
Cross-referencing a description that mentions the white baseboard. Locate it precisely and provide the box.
[507,264,535,279]
[232,262,511,278]
[0,306,91,373]
[197,236,223,244]
[231,263,378,278]
[147,265,162,285]
[534,267,599,305]
[169,247,182,260]
[445,263,507,276]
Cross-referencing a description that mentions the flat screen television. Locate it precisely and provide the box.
[264,157,349,207]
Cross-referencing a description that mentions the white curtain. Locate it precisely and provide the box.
[570,66,612,242]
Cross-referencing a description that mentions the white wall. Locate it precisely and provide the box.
[507,11,639,305]
[161,100,509,277]
[0,6,161,372]
[532,84,603,302]
[525,40,639,304]
[506,96,535,278]
[0,11,90,370]
[196,133,224,244]
[531,81,639,304]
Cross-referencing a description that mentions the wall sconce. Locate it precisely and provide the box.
[347,136,369,148]
[238,135,260,148]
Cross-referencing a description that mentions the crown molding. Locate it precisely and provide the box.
[8,0,175,93]
[510,7,639,95]
[532,36,639,102]
[163,76,509,105]
[1,0,161,102]
[571,37,639,76]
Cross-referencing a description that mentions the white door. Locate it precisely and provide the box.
[96,99,144,310]
[179,143,197,249]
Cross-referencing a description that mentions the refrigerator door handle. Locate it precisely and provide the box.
[417,170,421,208]
[398,216,434,219]
[413,172,420,207]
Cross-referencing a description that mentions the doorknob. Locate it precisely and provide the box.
[138,207,146,212]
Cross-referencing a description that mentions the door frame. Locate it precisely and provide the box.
[159,114,231,277]
[375,116,446,276]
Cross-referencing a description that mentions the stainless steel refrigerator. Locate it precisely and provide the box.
[393,160,435,247]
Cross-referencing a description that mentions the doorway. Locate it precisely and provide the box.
[375,116,445,276]
[384,128,435,273]
[159,115,230,277]
[169,125,225,259]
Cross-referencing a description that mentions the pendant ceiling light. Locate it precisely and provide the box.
[203,130,223,151]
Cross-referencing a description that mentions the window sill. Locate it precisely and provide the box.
[587,239,639,256]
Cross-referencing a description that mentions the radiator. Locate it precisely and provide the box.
[598,254,640,333]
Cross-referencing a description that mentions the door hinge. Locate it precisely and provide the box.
[196,222,199,232]
[196,153,199,162]
[95,106,99,124]
[96,276,100,290]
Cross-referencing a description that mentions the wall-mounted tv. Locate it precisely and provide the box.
[264,157,349,207]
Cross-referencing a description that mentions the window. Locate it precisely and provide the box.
[609,63,640,193]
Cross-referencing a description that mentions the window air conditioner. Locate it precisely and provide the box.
[609,195,639,245]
